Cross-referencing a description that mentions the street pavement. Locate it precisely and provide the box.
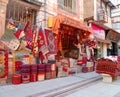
[0,72,101,97]
[55,76,120,97]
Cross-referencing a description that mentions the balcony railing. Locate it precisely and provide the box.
[97,10,108,23]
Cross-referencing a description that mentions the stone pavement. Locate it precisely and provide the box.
[54,76,120,97]
[0,72,101,97]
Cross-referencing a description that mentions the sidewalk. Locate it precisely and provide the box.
[0,72,102,97]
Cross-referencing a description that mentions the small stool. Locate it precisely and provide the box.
[102,74,113,83]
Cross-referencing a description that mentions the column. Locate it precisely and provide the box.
[0,0,9,38]
[103,43,107,57]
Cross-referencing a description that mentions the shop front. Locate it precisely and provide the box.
[106,30,120,56]
[51,15,96,75]
[91,23,111,59]
[0,0,45,85]
[0,11,95,85]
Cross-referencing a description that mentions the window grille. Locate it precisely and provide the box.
[6,0,38,28]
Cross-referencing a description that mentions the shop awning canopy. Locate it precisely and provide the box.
[52,15,93,35]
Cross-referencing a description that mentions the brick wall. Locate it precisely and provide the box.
[36,0,85,28]
[83,0,94,19]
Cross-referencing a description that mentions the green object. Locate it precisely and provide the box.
[1,28,16,41]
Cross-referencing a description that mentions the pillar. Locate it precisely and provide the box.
[0,0,9,38]
[103,43,107,57]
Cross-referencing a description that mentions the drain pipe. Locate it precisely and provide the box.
[44,0,46,27]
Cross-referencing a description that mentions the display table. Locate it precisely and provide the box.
[96,56,120,80]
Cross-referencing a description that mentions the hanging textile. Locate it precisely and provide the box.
[25,27,33,49]
[24,21,30,33]
[45,29,58,54]
[38,28,49,55]
[86,46,91,60]
[32,27,38,57]
[14,29,25,39]
[7,18,15,30]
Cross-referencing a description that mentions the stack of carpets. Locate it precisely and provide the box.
[21,65,30,83]
[30,64,37,82]
[45,64,52,80]
[38,64,45,81]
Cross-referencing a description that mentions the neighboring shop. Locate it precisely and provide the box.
[117,40,120,56]
[106,30,120,56]
[91,23,111,59]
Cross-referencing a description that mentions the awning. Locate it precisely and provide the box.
[52,15,93,35]
[95,38,111,44]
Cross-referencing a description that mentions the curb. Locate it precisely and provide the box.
[37,76,102,97]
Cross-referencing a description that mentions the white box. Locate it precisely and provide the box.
[102,74,112,83]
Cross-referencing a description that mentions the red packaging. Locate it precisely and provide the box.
[12,74,21,85]
[30,73,37,82]
[82,67,88,73]
[22,73,30,83]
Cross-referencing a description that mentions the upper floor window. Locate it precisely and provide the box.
[58,0,77,14]
[112,23,120,29]
[112,17,120,23]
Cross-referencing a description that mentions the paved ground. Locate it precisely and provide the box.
[55,77,120,97]
[0,72,101,97]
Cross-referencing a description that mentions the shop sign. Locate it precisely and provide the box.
[91,24,105,40]
[106,30,120,42]
[52,15,92,34]
[62,18,88,31]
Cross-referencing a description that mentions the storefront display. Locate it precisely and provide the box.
[0,50,8,78]
[0,49,8,85]
[0,5,96,85]
[51,15,95,74]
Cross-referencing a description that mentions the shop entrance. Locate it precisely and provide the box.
[58,23,89,60]
[111,42,118,55]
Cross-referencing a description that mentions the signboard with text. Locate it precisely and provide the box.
[91,24,105,40]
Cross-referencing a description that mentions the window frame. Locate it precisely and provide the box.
[58,0,77,14]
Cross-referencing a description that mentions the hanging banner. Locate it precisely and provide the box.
[45,29,58,54]
[91,24,105,40]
